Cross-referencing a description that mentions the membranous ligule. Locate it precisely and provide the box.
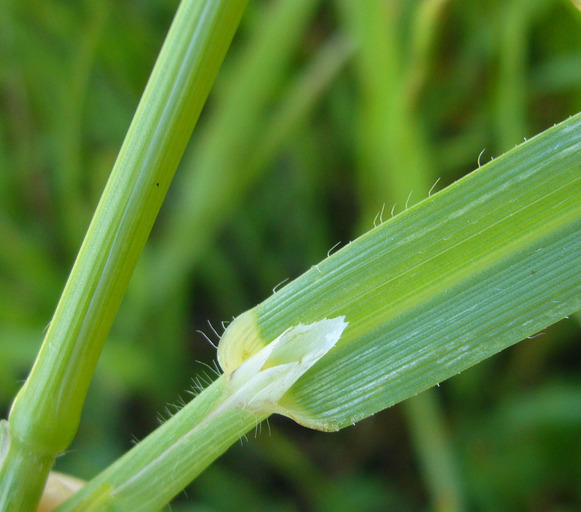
[216,311,349,432]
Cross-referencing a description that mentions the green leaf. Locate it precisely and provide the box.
[223,112,581,430]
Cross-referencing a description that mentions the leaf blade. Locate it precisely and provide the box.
[221,112,581,429]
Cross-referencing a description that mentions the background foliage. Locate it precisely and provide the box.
[1,0,580,510]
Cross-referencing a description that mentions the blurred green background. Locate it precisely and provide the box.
[1,0,581,510]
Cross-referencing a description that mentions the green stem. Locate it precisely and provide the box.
[56,379,267,512]
[0,421,52,512]
[57,317,346,511]
[0,0,248,510]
